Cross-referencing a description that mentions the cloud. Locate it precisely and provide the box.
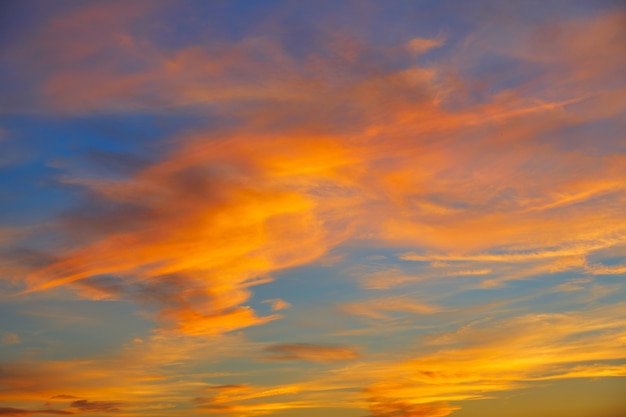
[405,36,445,56]
[262,299,292,311]
[0,330,250,411]
[69,400,122,413]
[341,296,441,320]
[0,409,73,416]
[0,1,163,114]
[355,303,626,413]
[0,332,20,345]
[447,268,491,276]
[21,132,355,335]
[1,3,626,417]
[351,267,420,290]
[263,343,360,363]
[366,398,458,417]
[396,236,626,288]
[193,383,321,416]
[402,251,571,263]
[8,4,626,343]
[586,263,626,275]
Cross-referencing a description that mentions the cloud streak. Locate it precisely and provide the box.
[263,343,360,363]
[0,410,73,417]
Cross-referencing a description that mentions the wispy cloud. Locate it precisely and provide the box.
[69,400,122,413]
[263,299,292,311]
[0,332,20,345]
[0,409,73,416]
[341,296,442,320]
[365,399,458,417]
[1,2,625,416]
[263,343,360,363]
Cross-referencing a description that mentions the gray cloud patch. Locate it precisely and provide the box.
[263,343,360,363]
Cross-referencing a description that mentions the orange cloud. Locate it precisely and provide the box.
[0,330,251,414]
[263,298,292,311]
[2,4,626,417]
[353,304,626,415]
[365,398,458,417]
[8,7,625,376]
[0,409,73,416]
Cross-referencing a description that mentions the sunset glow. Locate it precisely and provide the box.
[1,1,625,416]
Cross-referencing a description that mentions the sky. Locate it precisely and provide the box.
[0,1,625,416]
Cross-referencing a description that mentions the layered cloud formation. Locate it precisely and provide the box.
[0,1,625,416]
